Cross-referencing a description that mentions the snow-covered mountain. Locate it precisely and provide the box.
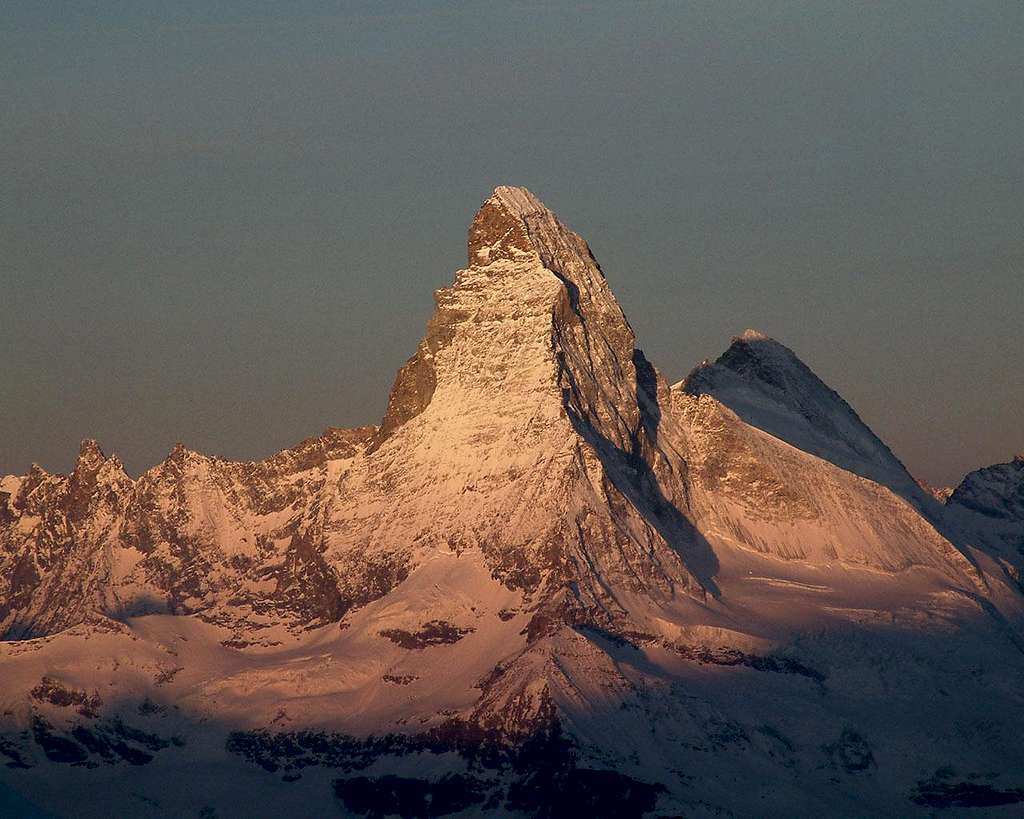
[2,187,1023,818]
[941,454,1024,606]
[949,455,1024,523]
[681,330,926,505]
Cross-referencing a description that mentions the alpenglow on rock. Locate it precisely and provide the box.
[1,187,1023,818]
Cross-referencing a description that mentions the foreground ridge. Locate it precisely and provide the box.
[1,187,1023,818]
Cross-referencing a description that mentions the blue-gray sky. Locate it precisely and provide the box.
[2,1,1021,486]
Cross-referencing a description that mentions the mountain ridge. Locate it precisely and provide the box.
[681,328,926,505]
[2,186,1023,818]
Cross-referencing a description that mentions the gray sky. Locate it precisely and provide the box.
[2,1,1021,486]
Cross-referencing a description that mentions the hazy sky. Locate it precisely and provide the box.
[2,1,1021,486]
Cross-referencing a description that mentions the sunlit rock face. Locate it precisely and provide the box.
[1,188,1023,818]
[335,185,709,635]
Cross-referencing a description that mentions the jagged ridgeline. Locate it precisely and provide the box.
[1,188,1023,818]
[1,186,714,645]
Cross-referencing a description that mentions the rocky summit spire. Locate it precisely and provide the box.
[74,439,107,473]
[371,186,562,448]
[371,183,652,468]
[466,186,538,267]
[373,186,627,449]
[358,185,711,624]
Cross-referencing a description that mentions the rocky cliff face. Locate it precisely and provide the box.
[0,429,380,642]
[2,188,1023,818]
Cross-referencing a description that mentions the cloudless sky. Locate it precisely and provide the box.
[1,1,1021,486]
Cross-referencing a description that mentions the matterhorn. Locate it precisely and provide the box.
[2,187,1023,817]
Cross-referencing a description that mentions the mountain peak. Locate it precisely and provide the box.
[466,186,602,282]
[466,185,558,268]
[369,184,714,603]
[490,185,548,216]
[72,438,128,484]
[467,187,535,267]
[736,328,771,342]
[684,332,921,500]
[77,438,104,460]
[376,185,624,451]
[73,439,108,475]
[949,454,1024,521]
[164,442,200,465]
[720,330,802,371]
